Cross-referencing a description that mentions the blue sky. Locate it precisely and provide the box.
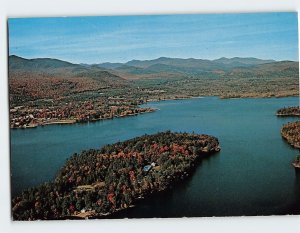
[8,13,299,63]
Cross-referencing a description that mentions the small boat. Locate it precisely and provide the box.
[292,155,300,169]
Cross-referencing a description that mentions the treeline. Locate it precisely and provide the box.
[10,100,155,128]
[12,131,220,220]
[277,106,300,116]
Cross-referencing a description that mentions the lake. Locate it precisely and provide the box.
[10,96,300,217]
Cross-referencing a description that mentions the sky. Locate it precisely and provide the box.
[8,12,299,64]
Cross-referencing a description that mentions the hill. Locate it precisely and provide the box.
[9,55,77,71]
[8,55,299,107]
[9,55,128,105]
[9,55,125,82]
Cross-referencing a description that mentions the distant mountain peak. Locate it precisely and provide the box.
[213,57,275,65]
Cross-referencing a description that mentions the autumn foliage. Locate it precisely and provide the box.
[12,131,220,220]
[281,120,300,148]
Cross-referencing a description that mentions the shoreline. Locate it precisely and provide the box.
[145,93,299,103]
[276,113,300,117]
[10,108,158,130]
[77,148,220,220]
[10,94,298,130]
[277,106,300,149]
[281,134,300,149]
[280,123,300,149]
[12,132,220,220]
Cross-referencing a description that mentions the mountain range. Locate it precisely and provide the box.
[8,55,299,105]
[9,55,298,80]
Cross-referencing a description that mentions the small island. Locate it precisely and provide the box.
[276,106,300,117]
[12,131,220,220]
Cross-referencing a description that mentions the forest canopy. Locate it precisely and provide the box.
[12,131,220,220]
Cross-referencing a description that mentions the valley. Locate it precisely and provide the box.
[9,55,299,128]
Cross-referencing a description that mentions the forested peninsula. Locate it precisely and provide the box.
[277,106,300,149]
[12,131,220,220]
[277,106,300,117]
[281,121,300,149]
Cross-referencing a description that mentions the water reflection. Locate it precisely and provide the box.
[293,168,300,213]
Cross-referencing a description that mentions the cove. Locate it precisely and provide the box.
[10,96,300,217]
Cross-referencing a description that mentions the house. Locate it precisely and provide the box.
[143,165,152,173]
[143,162,157,173]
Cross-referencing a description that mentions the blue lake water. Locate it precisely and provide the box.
[10,96,300,217]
